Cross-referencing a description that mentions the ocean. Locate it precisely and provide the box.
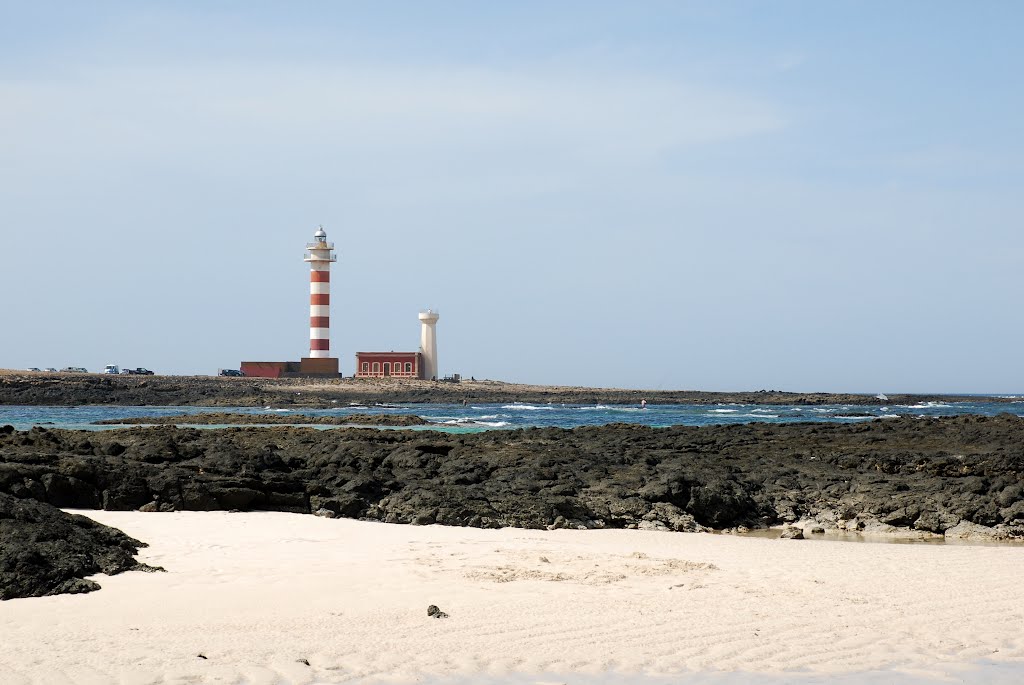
[1,398,1022,432]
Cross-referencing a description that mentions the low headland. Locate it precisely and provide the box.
[0,369,1015,407]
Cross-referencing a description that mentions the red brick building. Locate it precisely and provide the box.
[240,357,339,379]
[355,352,422,379]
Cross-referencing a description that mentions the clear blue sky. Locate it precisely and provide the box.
[1,1,1021,393]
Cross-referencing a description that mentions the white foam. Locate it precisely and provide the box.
[501,404,553,411]
[441,418,511,428]
[709,409,739,413]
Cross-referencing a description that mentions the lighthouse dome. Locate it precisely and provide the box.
[314,226,327,240]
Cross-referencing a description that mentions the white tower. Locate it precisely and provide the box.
[304,226,337,359]
[419,309,439,380]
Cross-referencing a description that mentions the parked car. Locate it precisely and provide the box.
[27,367,41,372]
[45,368,57,372]
[125,368,154,375]
[218,369,244,377]
[61,367,88,373]
[104,365,120,374]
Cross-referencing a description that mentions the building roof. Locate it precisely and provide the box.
[355,351,420,357]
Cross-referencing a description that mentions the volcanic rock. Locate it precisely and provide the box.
[0,415,1023,545]
[427,604,449,619]
[0,491,159,600]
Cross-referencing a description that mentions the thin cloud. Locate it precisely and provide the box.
[0,63,787,173]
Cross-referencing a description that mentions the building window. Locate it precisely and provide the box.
[383,362,391,376]
[405,362,412,373]
[361,362,368,373]
[372,362,380,374]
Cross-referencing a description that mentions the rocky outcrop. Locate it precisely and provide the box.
[1,415,1023,539]
[0,492,159,600]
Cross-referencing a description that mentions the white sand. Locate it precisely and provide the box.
[2,512,1024,685]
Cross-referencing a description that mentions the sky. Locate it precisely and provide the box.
[1,1,1022,393]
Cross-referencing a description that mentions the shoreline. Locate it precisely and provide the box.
[3,415,1023,538]
[5,409,1024,683]
[6,414,1024,600]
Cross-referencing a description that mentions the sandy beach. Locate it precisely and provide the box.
[2,511,1023,685]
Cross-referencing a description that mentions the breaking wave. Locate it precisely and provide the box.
[439,418,511,428]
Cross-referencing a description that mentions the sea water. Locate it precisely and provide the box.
[0,399,1021,432]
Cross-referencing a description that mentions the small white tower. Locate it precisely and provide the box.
[418,309,439,380]
[304,226,337,359]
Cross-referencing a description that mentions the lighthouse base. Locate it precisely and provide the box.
[298,357,339,376]
[240,357,339,379]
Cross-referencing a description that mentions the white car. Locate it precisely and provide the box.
[104,365,120,375]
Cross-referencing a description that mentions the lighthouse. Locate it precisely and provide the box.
[419,309,439,380]
[238,226,341,378]
[305,226,337,359]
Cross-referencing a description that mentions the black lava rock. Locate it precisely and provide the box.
[0,492,159,600]
[0,415,1023,551]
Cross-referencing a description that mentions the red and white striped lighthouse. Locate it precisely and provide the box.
[304,226,337,358]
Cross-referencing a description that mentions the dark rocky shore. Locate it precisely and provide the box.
[3,414,1024,598]
[0,371,1013,407]
[0,491,160,600]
